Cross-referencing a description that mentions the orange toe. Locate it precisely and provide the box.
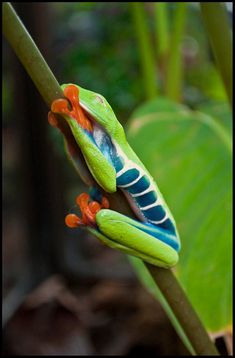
[66,192,110,229]
[89,201,101,215]
[48,112,59,128]
[64,84,79,105]
[51,98,70,115]
[101,196,109,209]
[65,213,83,228]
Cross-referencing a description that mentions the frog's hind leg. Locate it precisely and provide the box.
[94,209,179,268]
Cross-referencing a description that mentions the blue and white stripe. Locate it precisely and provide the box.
[112,143,176,236]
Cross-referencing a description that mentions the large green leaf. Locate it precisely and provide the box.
[126,97,232,333]
[198,101,232,133]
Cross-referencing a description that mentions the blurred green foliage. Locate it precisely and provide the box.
[49,3,227,120]
[52,2,142,121]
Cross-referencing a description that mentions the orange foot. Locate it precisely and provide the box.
[65,192,109,229]
[48,84,93,132]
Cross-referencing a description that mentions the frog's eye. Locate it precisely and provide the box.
[95,94,105,105]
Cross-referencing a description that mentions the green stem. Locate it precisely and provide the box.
[130,2,158,100]
[154,2,170,59]
[2,2,219,356]
[2,2,64,107]
[200,3,232,107]
[165,3,187,102]
[129,256,195,355]
[147,265,219,356]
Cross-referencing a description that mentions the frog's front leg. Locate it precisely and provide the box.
[65,191,179,268]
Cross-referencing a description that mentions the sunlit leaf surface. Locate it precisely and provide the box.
[126,98,232,332]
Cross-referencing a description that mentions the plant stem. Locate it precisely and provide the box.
[130,2,158,100]
[165,3,187,102]
[154,3,170,59]
[2,2,219,356]
[200,3,232,107]
[147,265,219,355]
[2,2,64,107]
[129,256,195,355]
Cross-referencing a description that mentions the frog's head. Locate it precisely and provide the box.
[49,84,125,193]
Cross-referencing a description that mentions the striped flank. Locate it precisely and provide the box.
[111,143,177,240]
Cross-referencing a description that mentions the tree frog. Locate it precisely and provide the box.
[48,84,180,268]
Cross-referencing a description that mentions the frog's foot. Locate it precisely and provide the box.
[65,192,109,229]
[48,84,93,132]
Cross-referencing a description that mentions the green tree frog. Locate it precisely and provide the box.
[48,84,180,268]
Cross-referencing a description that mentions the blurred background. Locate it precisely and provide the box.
[2,2,232,355]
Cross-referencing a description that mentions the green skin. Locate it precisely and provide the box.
[60,84,180,268]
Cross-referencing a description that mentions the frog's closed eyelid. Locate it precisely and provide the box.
[95,94,105,104]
